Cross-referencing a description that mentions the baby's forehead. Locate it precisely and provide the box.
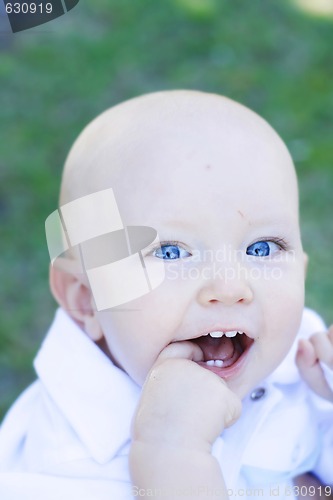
[61,91,296,211]
[65,91,278,163]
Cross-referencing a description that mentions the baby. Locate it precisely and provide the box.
[0,90,332,499]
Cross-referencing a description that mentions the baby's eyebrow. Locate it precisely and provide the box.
[159,213,296,230]
[247,214,298,229]
[158,219,197,230]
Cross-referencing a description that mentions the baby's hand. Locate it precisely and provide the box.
[130,343,239,498]
[131,341,242,453]
[296,325,333,403]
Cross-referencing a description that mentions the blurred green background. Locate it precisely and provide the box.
[0,0,332,420]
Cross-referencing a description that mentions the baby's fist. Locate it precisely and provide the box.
[296,325,333,402]
[132,341,242,453]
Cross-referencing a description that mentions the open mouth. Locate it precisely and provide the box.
[192,330,254,378]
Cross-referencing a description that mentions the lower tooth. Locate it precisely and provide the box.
[206,360,224,367]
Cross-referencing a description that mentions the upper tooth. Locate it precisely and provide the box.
[209,331,224,338]
[225,330,238,338]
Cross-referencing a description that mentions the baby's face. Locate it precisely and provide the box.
[84,95,305,398]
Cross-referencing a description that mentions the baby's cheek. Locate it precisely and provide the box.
[258,269,303,345]
[269,262,304,311]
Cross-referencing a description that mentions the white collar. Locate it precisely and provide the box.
[33,307,324,467]
[34,309,140,464]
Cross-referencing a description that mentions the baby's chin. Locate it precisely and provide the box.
[210,357,278,401]
[225,358,285,401]
[227,379,260,401]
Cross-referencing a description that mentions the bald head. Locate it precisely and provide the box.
[60,90,297,213]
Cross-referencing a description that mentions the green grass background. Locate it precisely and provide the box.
[0,0,332,420]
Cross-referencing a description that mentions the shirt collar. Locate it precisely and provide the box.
[34,308,140,464]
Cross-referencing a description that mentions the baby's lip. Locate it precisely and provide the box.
[180,326,255,342]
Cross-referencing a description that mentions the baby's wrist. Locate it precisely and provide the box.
[132,424,211,453]
[129,441,228,498]
[129,440,218,482]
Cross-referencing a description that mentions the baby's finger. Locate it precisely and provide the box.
[296,339,333,402]
[309,332,333,368]
[295,338,317,369]
[157,340,204,363]
[327,324,333,343]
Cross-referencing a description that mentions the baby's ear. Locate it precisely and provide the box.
[49,260,103,342]
[303,252,309,276]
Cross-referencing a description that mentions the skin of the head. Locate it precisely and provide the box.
[50,90,306,399]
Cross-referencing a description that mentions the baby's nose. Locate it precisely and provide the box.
[196,263,254,306]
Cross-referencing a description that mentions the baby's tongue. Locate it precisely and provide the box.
[194,335,235,361]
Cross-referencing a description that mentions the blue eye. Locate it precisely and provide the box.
[154,244,190,260]
[246,241,279,257]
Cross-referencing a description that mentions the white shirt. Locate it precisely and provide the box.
[0,308,332,499]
